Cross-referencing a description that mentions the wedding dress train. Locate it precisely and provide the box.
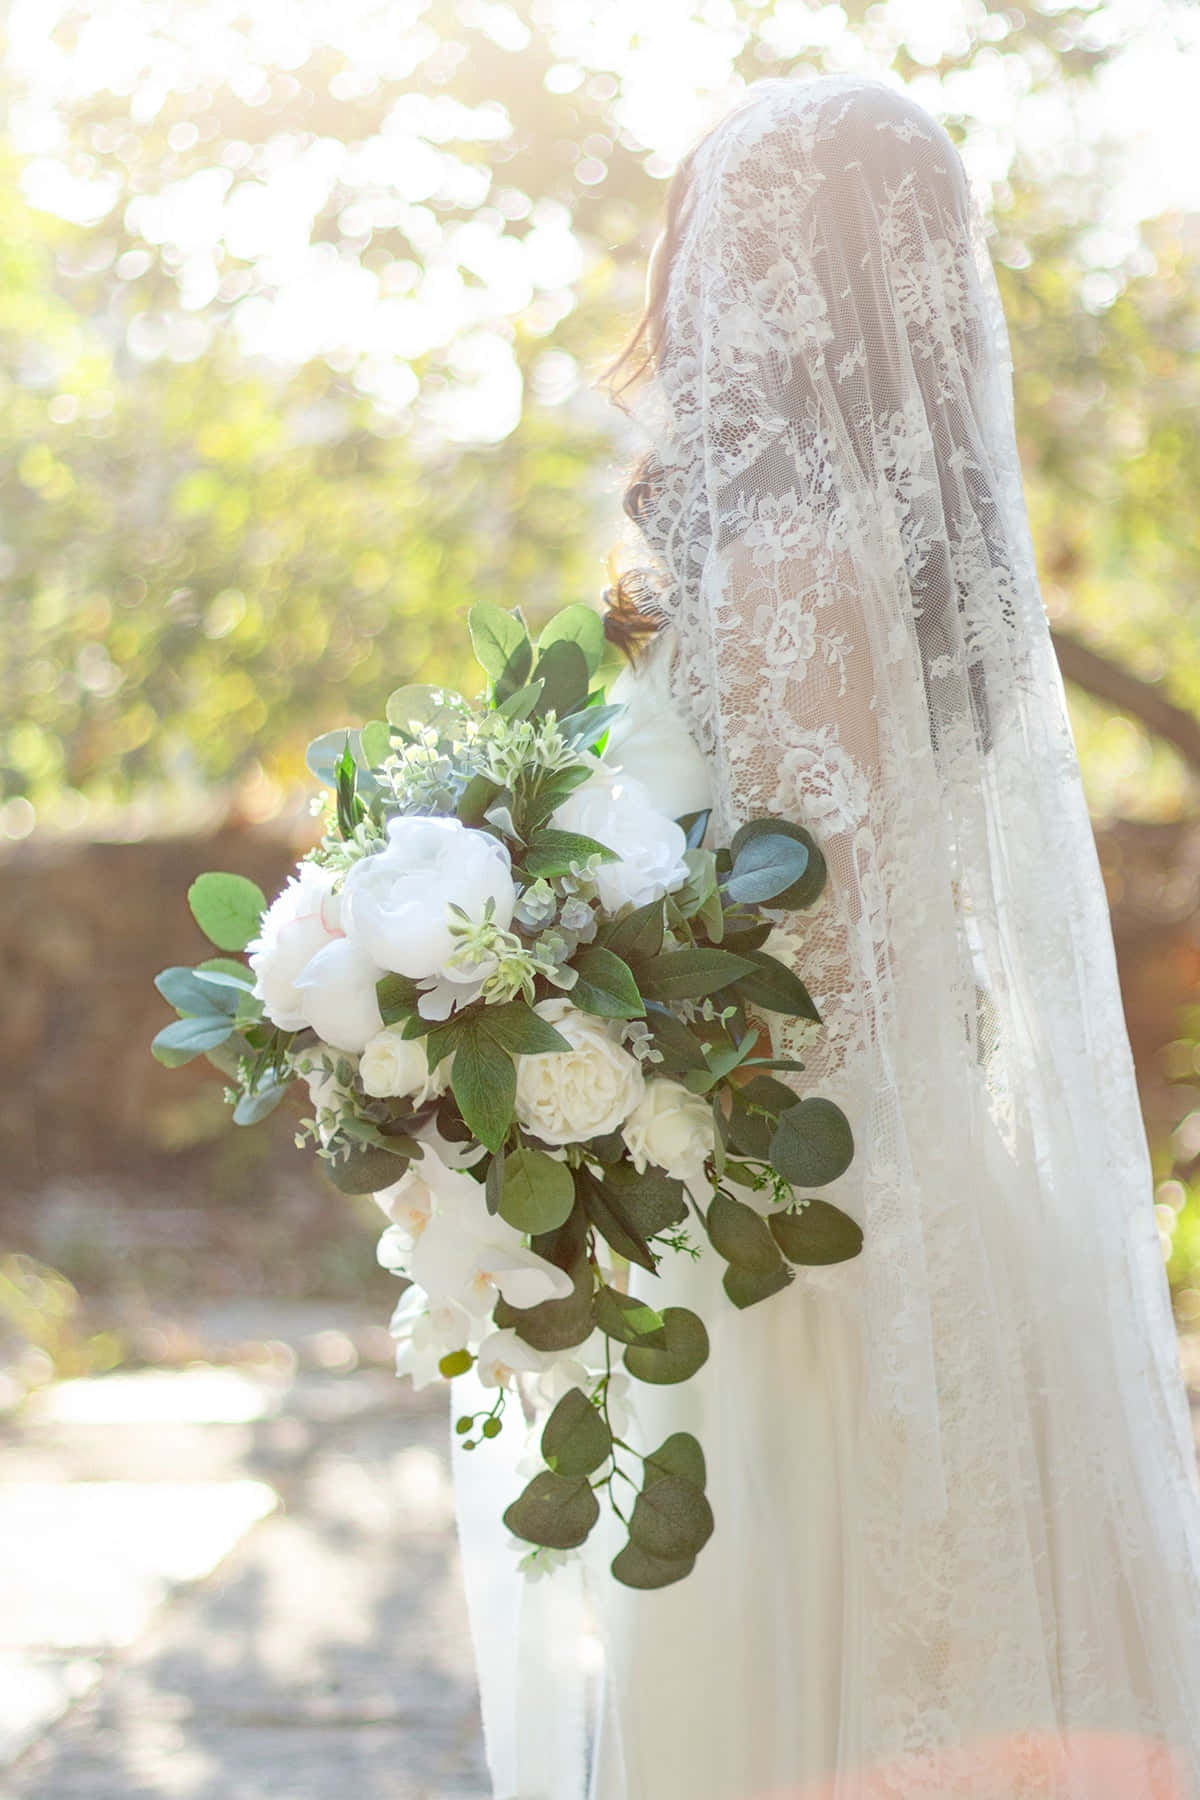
[450,73,1200,1800]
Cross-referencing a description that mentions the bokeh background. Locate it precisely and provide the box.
[3,0,1200,1407]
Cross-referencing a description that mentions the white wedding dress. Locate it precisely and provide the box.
[450,75,1200,1800]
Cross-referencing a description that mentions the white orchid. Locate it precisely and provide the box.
[475,1327,556,1390]
[389,1285,474,1390]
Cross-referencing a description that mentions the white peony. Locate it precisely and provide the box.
[514,998,645,1147]
[247,860,342,1032]
[622,1077,715,1193]
[292,934,384,1054]
[549,761,690,913]
[340,816,515,1003]
[359,1025,450,1106]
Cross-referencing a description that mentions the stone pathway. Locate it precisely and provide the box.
[0,1305,490,1799]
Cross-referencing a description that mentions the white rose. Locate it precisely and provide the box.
[359,1026,450,1105]
[514,998,645,1147]
[292,934,385,1053]
[622,1077,715,1192]
[549,762,690,913]
[340,815,515,990]
[247,860,342,1032]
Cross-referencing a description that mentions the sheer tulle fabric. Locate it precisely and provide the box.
[451,74,1200,1798]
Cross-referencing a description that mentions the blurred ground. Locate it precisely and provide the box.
[0,1301,491,1800]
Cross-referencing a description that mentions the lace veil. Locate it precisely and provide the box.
[451,74,1200,1798]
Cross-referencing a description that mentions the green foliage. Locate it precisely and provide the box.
[770,1201,865,1266]
[187,873,267,952]
[503,1469,600,1550]
[770,1098,856,1188]
[540,1386,612,1478]
[496,1147,576,1235]
[623,1304,710,1386]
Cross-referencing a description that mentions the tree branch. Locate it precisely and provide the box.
[1050,627,1200,775]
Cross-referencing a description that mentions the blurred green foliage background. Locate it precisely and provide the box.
[4,0,1200,1355]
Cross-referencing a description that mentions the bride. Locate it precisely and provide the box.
[450,73,1200,1799]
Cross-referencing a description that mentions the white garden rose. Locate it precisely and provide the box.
[549,761,690,913]
[622,1077,715,1192]
[359,1025,450,1105]
[292,934,385,1054]
[513,998,645,1147]
[246,860,342,1032]
[340,816,515,1000]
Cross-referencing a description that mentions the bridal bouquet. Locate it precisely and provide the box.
[152,601,860,1589]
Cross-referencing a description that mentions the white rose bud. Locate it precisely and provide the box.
[293,934,385,1054]
[514,998,645,1147]
[622,1078,715,1192]
[247,860,342,1032]
[340,815,515,984]
[549,762,690,914]
[359,1026,450,1106]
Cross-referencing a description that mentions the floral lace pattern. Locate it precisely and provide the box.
[581,73,1200,1799]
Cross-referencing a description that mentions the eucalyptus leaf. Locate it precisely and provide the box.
[187,872,267,952]
[384,684,465,736]
[540,1385,612,1478]
[706,1191,786,1276]
[642,1431,706,1491]
[233,1080,291,1126]
[722,1260,794,1309]
[151,1014,238,1063]
[155,965,239,1017]
[492,1257,595,1351]
[623,1305,709,1385]
[600,1164,688,1239]
[593,1284,669,1349]
[324,1142,412,1195]
[725,827,810,905]
[502,1469,599,1550]
[359,718,391,767]
[769,1097,855,1188]
[728,817,826,910]
[769,1200,864,1265]
[497,1147,575,1235]
[628,1473,714,1560]
[611,1539,696,1590]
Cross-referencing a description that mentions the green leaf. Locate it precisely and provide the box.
[577,1165,659,1274]
[522,826,619,880]
[595,895,665,964]
[457,772,503,826]
[450,1028,516,1154]
[469,602,530,682]
[497,1147,576,1235]
[384,685,464,736]
[557,701,626,751]
[359,719,391,767]
[637,947,759,1003]
[540,1385,612,1478]
[769,1201,864,1265]
[642,1004,708,1073]
[593,1284,669,1349]
[485,1152,504,1217]
[731,949,821,1020]
[537,603,606,675]
[628,1473,714,1560]
[706,1191,788,1276]
[155,965,240,1017]
[623,1305,709,1385]
[676,809,711,850]
[496,680,545,721]
[727,1075,798,1160]
[477,1001,570,1056]
[522,761,594,831]
[568,946,645,1019]
[727,818,826,910]
[769,1097,855,1188]
[600,1164,688,1239]
[232,1080,290,1125]
[305,726,359,786]
[187,872,267,952]
[722,1260,794,1309]
[502,1469,600,1549]
[642,1431,706,1491]
[492,1258,595,1351]
[529,637,590,721]
[151,1014,238,1064]
[610,1539,696,1589]
[376,972,424,1026]
[323,1142,412,1195]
